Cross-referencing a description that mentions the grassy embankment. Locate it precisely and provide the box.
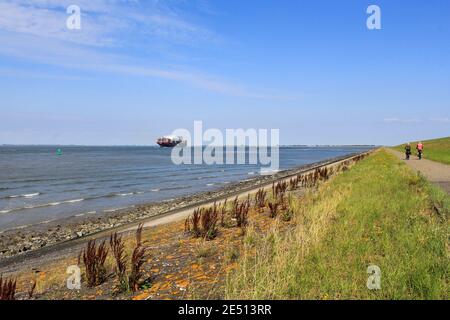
[393,136,450,165]
[226,149,449,299]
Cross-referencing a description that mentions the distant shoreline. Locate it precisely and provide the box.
[0,144,377,147]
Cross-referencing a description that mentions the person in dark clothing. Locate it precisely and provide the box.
[405,143,412,160]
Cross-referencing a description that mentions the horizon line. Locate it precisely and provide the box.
[0,143,378,147]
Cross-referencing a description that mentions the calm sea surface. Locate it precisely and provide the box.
[0,145,372,231]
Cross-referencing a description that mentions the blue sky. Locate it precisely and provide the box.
[0,0,449,146]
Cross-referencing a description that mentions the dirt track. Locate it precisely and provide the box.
[388,149,450,194]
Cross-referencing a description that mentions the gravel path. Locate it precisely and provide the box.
[388,149,450,194]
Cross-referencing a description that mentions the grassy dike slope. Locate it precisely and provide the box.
[226,149,449,299]
[394,136,450,165]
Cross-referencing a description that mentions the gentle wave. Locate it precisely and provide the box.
[1,192,41,200]
[0,186,182,215]
[196,175,219,180]
[260,169,280,175]
[103,207,129,213]
[150,186,191,192]
[116,192,134,197]
[160,185,191,191]
[0,198,86,215]
[11,224,32,231]
[49,198,84,205]
[1,191,145,215]
[75,211,96,217]
[39,219,56,225]
[1,181,214,216]
[66,198,84,203]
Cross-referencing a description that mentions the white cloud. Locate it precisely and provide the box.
[384,117,450,124]
[383,118,421,123]
[429,117,450,123]
[0,66,87,81]
[0,1,119,46]
[0,0,217,47]
[0,31,295,100]
[0,0,295,100]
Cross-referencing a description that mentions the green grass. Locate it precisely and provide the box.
[393,136,450,165]
[226,150,449,299]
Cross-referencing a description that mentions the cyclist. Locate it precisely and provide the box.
[416,142,424,160]
[405,143,412,160]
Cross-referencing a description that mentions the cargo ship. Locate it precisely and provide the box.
[156,135,185,148]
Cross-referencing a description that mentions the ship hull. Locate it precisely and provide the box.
[157,141,180,148]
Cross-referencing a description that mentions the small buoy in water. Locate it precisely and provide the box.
[56,148,63,156]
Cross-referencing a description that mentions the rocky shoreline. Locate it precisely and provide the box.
[0,153,365,260]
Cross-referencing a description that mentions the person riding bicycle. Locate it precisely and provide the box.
[405,143,412,160]
[416,142,424,160]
